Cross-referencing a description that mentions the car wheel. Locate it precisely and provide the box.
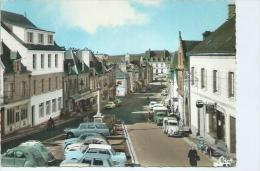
[67,132,74,139]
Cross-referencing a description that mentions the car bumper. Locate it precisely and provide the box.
[168,131,182,137]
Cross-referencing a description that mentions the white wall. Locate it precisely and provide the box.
[80,50,92,68]
[12,25,25,42]
[0,59,4,105]
[25,28,54,45]
[30,89,63,125]
[27,50,64,75]
[189,55,236,152]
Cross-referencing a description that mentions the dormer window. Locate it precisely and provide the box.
[48,35,53,44]
[27,32,33,43]
[38,33,44,44]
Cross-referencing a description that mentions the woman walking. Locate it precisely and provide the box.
[188,146,200,167]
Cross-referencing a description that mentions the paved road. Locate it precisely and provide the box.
[104,82,212,167]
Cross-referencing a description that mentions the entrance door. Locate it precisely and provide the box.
[216,111,225,140]
[31,105,35,126]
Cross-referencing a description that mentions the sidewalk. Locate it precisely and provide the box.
[183,135,219,164]
[1,110,95,144]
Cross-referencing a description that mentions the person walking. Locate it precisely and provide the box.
[188,146,200,167]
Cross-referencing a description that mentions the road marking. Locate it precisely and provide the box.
[122,123,139,164]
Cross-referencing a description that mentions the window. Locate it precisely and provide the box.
[38,33,44,44]
[33,80,36,94]
[46,101,50,115]
[7,108,14,125]
[41,79,44,92]
[48,78,51,91]
[58,97,62,110]
[33,54,37,69]
[191,67,195,85]
[27,32,33,43]
[21,81,26,96]
[52,99,56,112]
[88,125,95,129]
[228,72,235,97]
[213,70,218,92]
[55,54,58,67]
[21,107,27,120]
[41,54,44,68]
[39,103,44,118]
[55,77,58,89]
[16,112,19,122]
[201,68,205,88]
[48,35,53,44]
[48,54,51,68]
[8,83,14,98]
[82,158,92,164]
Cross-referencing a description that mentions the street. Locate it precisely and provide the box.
[102,82,212,166]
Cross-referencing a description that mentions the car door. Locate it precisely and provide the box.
[14,150,26,167]
[87,124,96,133]
[2,150,15,167]
[79,124,88,135]
[92,158,104,167]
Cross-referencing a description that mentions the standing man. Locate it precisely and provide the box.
[188,146,200,167]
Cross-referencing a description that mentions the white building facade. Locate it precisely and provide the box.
[1,11,65,126]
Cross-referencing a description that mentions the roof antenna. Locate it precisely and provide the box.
[24,12,27,18]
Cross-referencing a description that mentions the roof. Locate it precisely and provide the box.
[182,41,201,52]
[116,68,128,79]
[107,55,124,64]
[144,50,171,58]
[1,10,54,33]
[170,51,178,69]
[1,22,65,51]
[88,144,111,149]
[1,42,30,73]
[188,17,236,55]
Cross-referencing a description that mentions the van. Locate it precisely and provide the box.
[153,106,168,126]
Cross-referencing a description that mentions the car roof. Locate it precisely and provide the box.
[82,153,111,159]
[80,122,106,126]
[153,106,167,110]
[20,140,42,146]
[88,144,111,149]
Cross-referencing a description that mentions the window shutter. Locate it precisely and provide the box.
[228,72,231,97]
[217,71,221,95]
[204,69,207,90]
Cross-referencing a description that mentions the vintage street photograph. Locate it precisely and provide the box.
[0,0,241,168]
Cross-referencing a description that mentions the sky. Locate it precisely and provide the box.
[1,0,234,55]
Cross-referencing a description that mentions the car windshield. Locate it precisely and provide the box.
[157,112,167,116]
[95,124,108,129]
[169,122,178,126]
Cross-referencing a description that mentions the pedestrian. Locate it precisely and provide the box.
[48,117,55,129]
[188,146,200,167]
[206,145,212,158]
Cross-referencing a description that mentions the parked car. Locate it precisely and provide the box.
[162,117,182,137]
[19,140,56,165]
[1,146,47,167]
[64,122,110,139]
[60,153,113,167]
[65,137,108,153]
[153,106,168,126]
[105,101,116,109]
[148,101,158,110]
[114,98,123,106]
[65,144,127,166]
[64,132,105,149]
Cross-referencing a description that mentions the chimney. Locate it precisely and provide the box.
[228,4,236,19]
[202,31,211,40]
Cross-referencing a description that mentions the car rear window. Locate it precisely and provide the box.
[95,124,107,129]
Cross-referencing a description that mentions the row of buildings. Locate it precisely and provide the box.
[168,4,236,155]
[0,10,154,136]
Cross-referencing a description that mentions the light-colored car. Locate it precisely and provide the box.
[105,101,116,109]
[64,132,105,149]
[60,153,113,167]
[148,101,158,110]
[1,146,47,167]
[65,144,127,167]
[19,140,56,165]
[163,117,181,137]
[65,137,108,153]
[64,122,110,138]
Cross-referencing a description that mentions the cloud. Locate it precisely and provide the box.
[133,0,164,6]
[56,0,149,34]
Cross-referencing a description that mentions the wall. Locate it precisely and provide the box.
[12,25,25,42]
[189,55,236,152]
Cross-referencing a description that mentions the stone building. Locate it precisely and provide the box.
[1,42,31,135]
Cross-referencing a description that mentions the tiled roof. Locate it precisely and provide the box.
[188,17,236,55]
[170,51,178,69]
[1,10,54,32]
[144,50,171,58]
[182,41,201,52]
